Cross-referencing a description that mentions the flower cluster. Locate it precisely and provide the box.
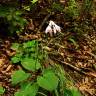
[45,20,61,36]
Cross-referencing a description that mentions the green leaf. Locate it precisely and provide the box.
[11,43,20,51]
[37,70,59,91]
[14,91,25,96]
[11,50,23,63]
[64,87,81,96]
[11,53,23,63]
[11,70,30,85]
[21,58,41,71]
[31,0,38,4]
[69,38,79,48]
[15,83,38,96]
[71,87,81,96]
[15,11,22,16]
[11,56,20,63]
[0,86,5,95]
[23,6,31,11]
[23,83,38,96]
[64,89,72,96]
[23,40,36,48]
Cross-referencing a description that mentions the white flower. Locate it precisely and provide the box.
[45,25,52,34]
[45,20,61,36]
[54,24,61,33]
[49,20,55,26]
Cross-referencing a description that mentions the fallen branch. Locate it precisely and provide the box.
[87,51,96,59]
[53,58,96,78]
[37,13,52,32]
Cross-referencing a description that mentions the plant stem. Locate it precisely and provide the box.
[55,89,59,96]
[38,92,47,96]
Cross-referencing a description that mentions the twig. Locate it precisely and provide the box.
[37,92,47,96]
[53,58,96,78]
[87,51,96,59]
[37,13,52,32]
[83,34,96,45]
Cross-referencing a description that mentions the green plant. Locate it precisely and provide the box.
[11,40,45,71]
[64,0,79,19]
[68,37,79,49]
[11,68,59,96]
[11,40,81,96]
[23,0,38,11]
[51,2,64,12]
[0,86,5,95]
[54,64,81,96]
[82,0,93,14]
[0,5,27,35]
[11,70,30,85]
[11,40,58,95]
[31,0,38,4]
[37,69,59,91]
[14,83,39,96]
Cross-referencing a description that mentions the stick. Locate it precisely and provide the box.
[87,51,96,59]
[53,58,96,78]
[37,13,51,33]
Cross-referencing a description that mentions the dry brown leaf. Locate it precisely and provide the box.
[0,59,4,67]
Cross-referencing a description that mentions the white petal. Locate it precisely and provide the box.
[53,26,57,34]
[45,25,52,34]
[49,20,56,26]
[55,24,61,32]
[50,20,61,32]
[45,20,61,36]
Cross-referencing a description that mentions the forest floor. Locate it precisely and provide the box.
[0,25,96,96]
[0,2,96,96]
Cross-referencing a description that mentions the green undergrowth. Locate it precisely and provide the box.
[10,40,82,96]
[0,5,27,35]
[0,0,38,36]
[0,86,5,95]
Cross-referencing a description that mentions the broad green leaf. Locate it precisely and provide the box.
[21,58,41,71]
[20,82,30,90]
[15,83,38,96]
[11,70,30,85]
[23,83,38,96]
[0,86,5,95]
[37,70,59,91]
